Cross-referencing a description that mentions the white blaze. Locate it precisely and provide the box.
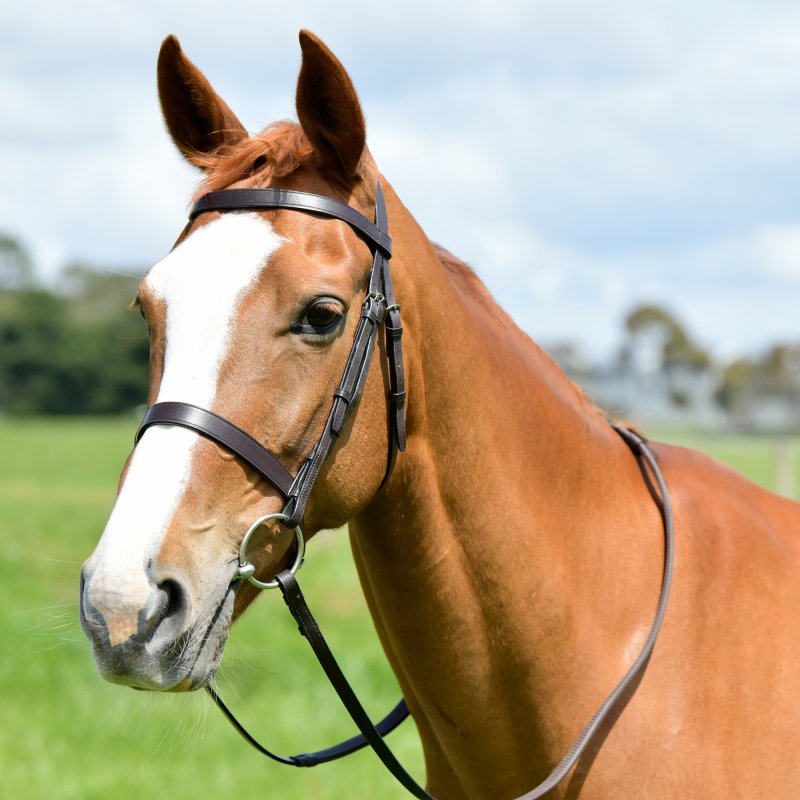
[88,213,284,641]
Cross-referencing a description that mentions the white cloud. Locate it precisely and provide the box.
[753,225,800,280]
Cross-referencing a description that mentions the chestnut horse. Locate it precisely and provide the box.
[80,31,800,799]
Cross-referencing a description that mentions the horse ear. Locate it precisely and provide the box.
[157,35,247,165]
[295,30,366,183]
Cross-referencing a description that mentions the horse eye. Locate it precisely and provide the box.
[293,297,344,336]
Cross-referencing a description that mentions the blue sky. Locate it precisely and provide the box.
[2,1,799,360]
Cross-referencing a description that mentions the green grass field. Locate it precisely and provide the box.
[1,418,798,799]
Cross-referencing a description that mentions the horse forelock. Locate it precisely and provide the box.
[190,121,314,202]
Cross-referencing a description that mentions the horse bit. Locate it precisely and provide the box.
[134,183,675,799]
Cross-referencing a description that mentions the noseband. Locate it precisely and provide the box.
[132,183,675,799]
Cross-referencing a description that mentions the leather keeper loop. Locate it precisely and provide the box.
[333,387,353,404]
[386,321,403,339]
[362,303,385,325]
[330,401,348,435]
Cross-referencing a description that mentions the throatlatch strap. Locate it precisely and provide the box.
[373,185,406,456]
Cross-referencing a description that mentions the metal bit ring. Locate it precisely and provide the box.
[237,512,305,590]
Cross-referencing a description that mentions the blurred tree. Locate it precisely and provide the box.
[718,344,800,426]
[763,345,800,398]
[716,358,756,414]
[60,262,141,321]
[617,304,713,415]
[0,234,34,290]
[0,289,67,412]
[622,304,710,371]
[0,246,148,415]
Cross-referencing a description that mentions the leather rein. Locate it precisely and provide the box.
[134,183,675,799]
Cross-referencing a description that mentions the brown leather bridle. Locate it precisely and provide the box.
[132,183,675,799]
[136,183,405,528]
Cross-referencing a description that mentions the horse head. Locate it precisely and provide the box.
[80,31,399,691]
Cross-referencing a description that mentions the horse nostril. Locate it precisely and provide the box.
[143,576,191,648]
[138,579,181,637]
[159,578,185,622]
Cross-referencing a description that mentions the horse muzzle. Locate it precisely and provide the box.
[79,557,235,691]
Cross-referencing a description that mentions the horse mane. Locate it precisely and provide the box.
[190,121,314,202]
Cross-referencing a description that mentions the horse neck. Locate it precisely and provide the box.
[350,184,664,788]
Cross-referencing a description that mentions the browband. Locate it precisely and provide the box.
[190,188,392,257]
